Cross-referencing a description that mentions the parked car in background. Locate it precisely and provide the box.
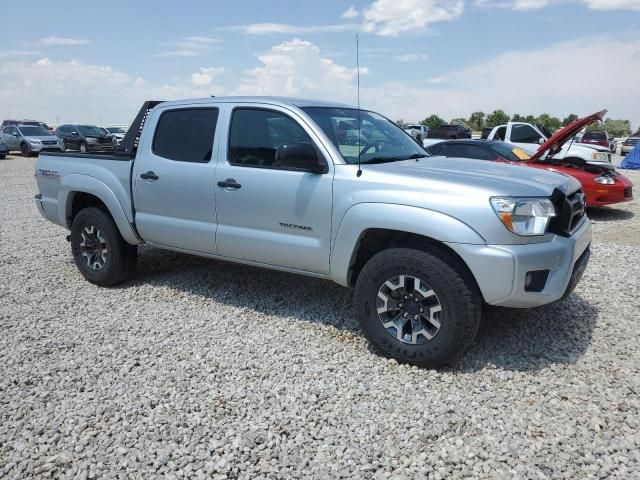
[1,119,51,131]
[486,113,612,163]
[579,130,610,151]
[425,139,633,207]
[56,124,116,153]
[103,126,127,144]
[621,137,640,155]
[404,124,429,142]
[35,97,592,367]
[425,124,471,142]
[1,124,63,156]
[0,138,8,159]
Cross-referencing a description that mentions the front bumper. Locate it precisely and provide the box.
[27,142,63,153]
[87,143,116,152]
[447,218,592,308]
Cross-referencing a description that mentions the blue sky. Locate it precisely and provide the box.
[1,0,639,127]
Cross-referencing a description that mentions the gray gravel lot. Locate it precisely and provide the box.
[1,154,639,479]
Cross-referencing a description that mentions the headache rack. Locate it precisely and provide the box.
[113,100,165,159]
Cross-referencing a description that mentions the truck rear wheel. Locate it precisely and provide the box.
[354,247,481,368]
[70,207,137,287]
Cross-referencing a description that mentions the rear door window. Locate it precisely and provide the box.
[152,108,219,163]
[511,125,543,144]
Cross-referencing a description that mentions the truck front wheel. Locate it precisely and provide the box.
[354,248,481,368]
[70,207,137,287]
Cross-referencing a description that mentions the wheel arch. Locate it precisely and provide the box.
[59,175,141,245]
[329,203,486,288]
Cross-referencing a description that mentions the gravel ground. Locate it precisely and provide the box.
[1,154,639,479]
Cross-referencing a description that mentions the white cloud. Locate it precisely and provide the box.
[0,50,41,57]
[394,53,429,62]
[40,37,89,46]
[475,0,550,9]
[584,0,640,9]
[361,0,464,36]
[341,6,360,18]
[229,23,360,35]
[0,58,224,124]
[362,36,640,128]
[157,36,220,58]
[191,67,225,86]
[233,39,361,99]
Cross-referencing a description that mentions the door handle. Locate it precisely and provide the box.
[140,171,159,181]
[217,179,241,189]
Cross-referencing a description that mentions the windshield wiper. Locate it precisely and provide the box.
[360,153,428,164]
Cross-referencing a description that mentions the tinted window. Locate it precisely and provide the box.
[444,144,494,160]
[582,131,607,140]
[511,124,542,143]
[153,108,218,163]
[494,126,507,141]
[18,126,49,136]
[426,143,445,155]
[229,108,313,168]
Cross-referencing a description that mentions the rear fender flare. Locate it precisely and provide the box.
[58,174,140,245]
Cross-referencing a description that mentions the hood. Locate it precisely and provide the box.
[531,110,607,162]
[26,135,60,142]
[373,156,581,197]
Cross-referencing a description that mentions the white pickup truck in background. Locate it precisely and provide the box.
[404,124,429,143]
[487,118,611,164]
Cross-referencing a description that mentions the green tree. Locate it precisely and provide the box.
[603,118,632,137]
[485,110,510,128]
[536,113,562,131]
[450,118,470,128]
[524,115,537,124]
[562,114,579,126]
[421,115,445,129]
[467,111,485,131]
[511,114,525,122]
[395,119,408,129]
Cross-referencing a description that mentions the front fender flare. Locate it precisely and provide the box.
[329,203,486,286]
[58,174,140,245]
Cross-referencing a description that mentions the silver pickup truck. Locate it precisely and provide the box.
[34,97,592,367]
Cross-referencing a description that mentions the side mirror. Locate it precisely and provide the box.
[276,143,327,174]
[538,138,545,145]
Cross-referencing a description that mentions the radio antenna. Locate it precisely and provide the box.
[356,34,362,177]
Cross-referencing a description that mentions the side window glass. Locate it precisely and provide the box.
[467,146,494,160]
[511,125,542,144]
[427,143,445,155]
[229,108,313,168]
[495,126,507,141]
[153,108,219,163]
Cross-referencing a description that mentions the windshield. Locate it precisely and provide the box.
[491,142,531,161]
[18,126,50,136]
[582,131,606,140]
[106,127,125,134]
[406,125,421,130]
[302,107,428,164]
[78,125,106,136]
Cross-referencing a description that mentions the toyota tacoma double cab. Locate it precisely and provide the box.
[35,97,592,367]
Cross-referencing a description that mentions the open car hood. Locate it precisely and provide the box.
[530,110,607,162]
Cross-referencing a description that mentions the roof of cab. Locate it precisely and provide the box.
[157,96,357,110]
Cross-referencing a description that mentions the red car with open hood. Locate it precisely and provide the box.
[425,110,633,207]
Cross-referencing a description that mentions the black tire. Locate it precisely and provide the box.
[20,142,30,157]
[354,247,481,368]
[70,207,137,287]
[0,154,6,159]
[79,142,87,153]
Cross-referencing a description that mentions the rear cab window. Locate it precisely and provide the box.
[153,108,219,163]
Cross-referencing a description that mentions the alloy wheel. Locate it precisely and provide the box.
[376,274,442,344]
[79,225,108,270]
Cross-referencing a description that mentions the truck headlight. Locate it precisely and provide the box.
[490,197,556,236]
[592,152,608,161]
[594,176,615,185]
